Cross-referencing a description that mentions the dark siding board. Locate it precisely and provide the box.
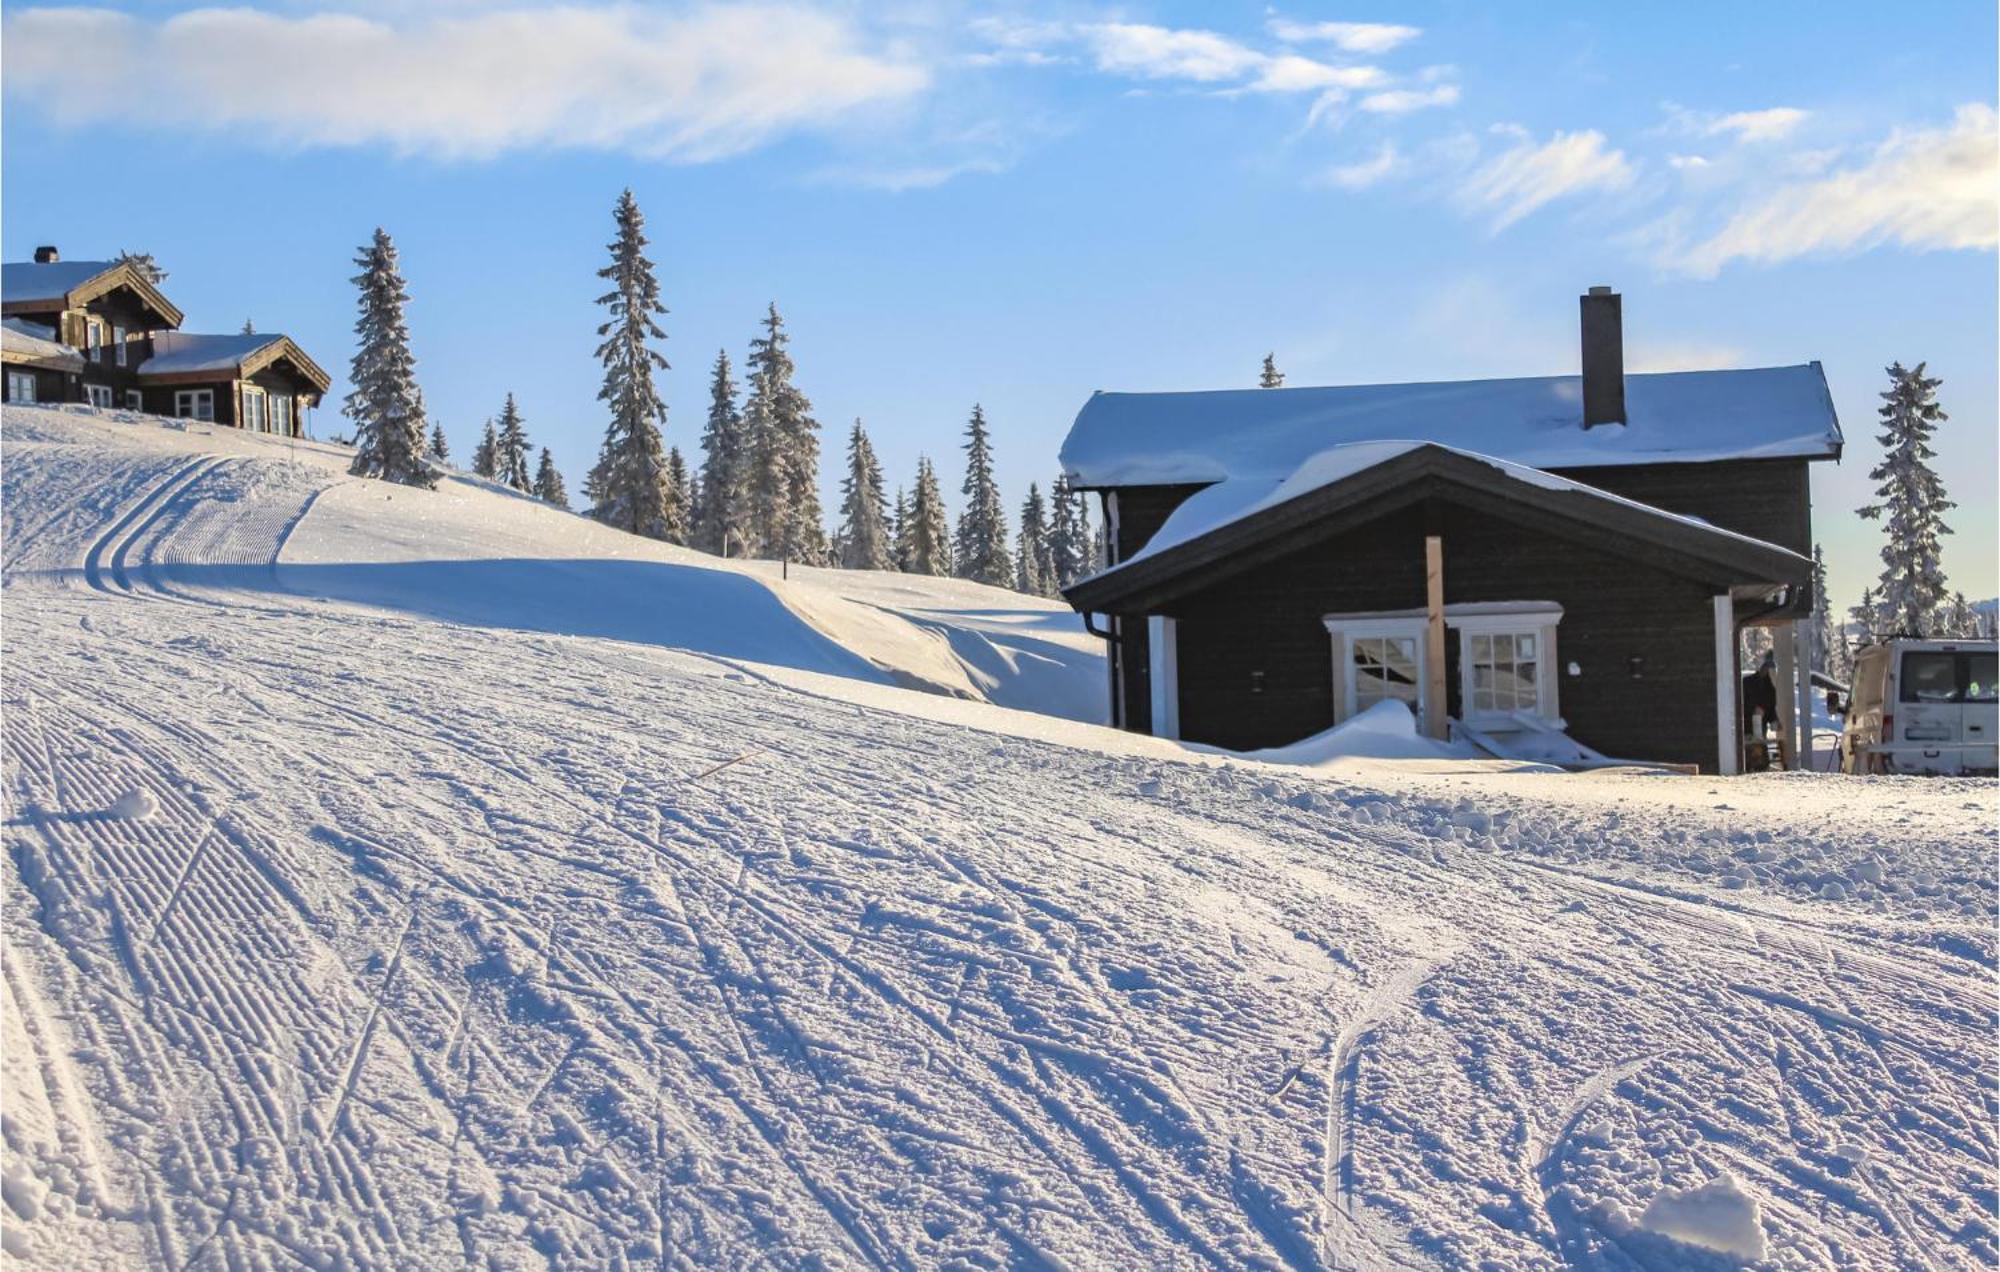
[1551,458,1813,557]
[1111,484,1207,564]
[1164,498,1728,771]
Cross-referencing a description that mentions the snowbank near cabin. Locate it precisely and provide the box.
[1238,699,1485,766]
[3,404,1995,1269]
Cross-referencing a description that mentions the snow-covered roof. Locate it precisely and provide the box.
[1113,440,1806,576]
[2,259,119,304]
[1060,364,1842,488]
[1,317,84,367]
[138,332,286,376]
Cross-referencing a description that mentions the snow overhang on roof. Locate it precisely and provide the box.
[1059,364,1843,490]
[1063,440,1810,613]
[1,317,85,369]
[137,332,332,394]
[1,259,185,329]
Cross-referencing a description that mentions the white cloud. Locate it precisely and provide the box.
[1358,84,1459,114]
[1318,142,1401,189]
[1076,22,1380,94]
[1707,107,1808,143]
[1458,130,1635,229]
[1668,153,1711,170]
[1671,103,1998,276]
[0,5,928,161]
[1268,18,1421,54]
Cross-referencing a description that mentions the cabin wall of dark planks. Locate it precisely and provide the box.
[1100,484,1206,732]
[1547,458,1814,558]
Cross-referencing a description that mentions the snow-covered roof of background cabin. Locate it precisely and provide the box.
[2,317,84,366]
[139,332,288,375]
[1060,364,1841,487]
[2,260,119,303]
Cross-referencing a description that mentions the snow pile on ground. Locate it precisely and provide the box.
[3,404,1995,1269]
[1239,699,1485,766]
[1635,1172,1767,1261]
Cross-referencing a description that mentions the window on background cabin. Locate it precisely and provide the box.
[1353,636,1420,714]
[174,389,214,421]
[7,371,35,403]
[113,326,127,366]
[126,390,143,410]
[85,384,113,407]
[270,394,292,436]
[1899,652,1960,703]
[242,390,266,432]
[1467,632,1539,715]
[87,321,103,359]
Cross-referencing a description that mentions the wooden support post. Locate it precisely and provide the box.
[1713,595,1740,775]
[1773,622,1798,770]
[1424,535,1447,740]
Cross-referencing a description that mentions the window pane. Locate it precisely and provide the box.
[1518,634,1535,659]
[1899,652,1960,703]
[1964,653,1997,703]
[1471,634,1491,662]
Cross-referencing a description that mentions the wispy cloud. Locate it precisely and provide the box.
[1707,106,1809,143]
[1458,129,1635,230]
[1666,103,1998,276]
[1267,18,1421,55]
[1359,84,1459,115]
[1317,142,1401,189]
[0,4,928,162]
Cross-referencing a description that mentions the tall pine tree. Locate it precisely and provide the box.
[344,228,434,488]
[1016,483,1055,596]
[908,458,952,576]
[429,421,449,463]
[494,393,533,492]
[1259,353,1284,388]
[694,349,747,555]
[744,304,827,564]
[664,448,691,545]
[1857,362,1954,637]
[836,420,893,571]
[471,419,498,478]
[586,189,677,539]
[1809,544,1835,675]
[953,405,1010,586]
[1047,477,1093,589]
[890,486,911,571]
[533,448,568,507]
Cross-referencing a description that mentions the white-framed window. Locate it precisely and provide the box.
[86,319,104,360]
[174,389,215,421]
[6,370,36,403]
[1448,604,1564,728]
[269,394,293,437]
[85,383,114,408]
[125,389,143,411]
[113,325,128,366]
[241,386,267,432]
[1323,614,1432,724]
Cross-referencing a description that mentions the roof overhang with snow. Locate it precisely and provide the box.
[1064,441,1810,613]
[1,260,185,330]
[1060,364,1842,490]
[138,333,332,396]
[1,317,86,370]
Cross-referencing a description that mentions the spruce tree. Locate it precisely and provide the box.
[586,188,677,539]
[115,250,167,284]
[241,318,256,336]
[1850,586,1881,646]
[744,304,827,564]
[694,349,747,554]
[429,421,450,463]
[472,419,498,478]
[533,448,569,507]
[344,228,435,488]
[890,486,911,571]
[494,392,533,493]
[1259,353,1284,388]
[1809,544,1835,675]
[953,404,1010,586]
[836,420,893,571]
[908,458,952,576]
[1857,362,1954,637]
[1016,483,1055,596]
[664,447,691,545]
[1048,477,1094,589]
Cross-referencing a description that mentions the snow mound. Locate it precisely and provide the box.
[1239,700,1477,765]
[107,788,158,821]
[1638,1173,1767,1261]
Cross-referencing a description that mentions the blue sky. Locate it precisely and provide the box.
[4,1,1994,609]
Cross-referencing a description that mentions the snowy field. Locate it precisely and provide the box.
[3,404,1994,1269]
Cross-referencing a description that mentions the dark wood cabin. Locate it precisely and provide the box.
[1,246,328,433]
[1060,288,1843,775]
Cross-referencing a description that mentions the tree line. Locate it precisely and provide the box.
[342,191,1098,597]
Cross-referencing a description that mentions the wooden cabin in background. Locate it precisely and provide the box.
[1059,287,1843,776]
[1,246,329,434]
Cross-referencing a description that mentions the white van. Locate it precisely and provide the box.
[1840,639,1998,775]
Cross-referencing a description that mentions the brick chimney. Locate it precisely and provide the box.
[1580,285,1625,428]
[33,246,59,264]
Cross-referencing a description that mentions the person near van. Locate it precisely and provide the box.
[1742,650,1779,736]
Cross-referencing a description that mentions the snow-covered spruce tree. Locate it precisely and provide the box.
[241,318,256,336]
[586,189,677,540]
[953,405,1010,586]
[344,228,435,488]
[836,420,893,571]
[907,458,953,576]
[494,393,533,493]
[533,448,568,508]
[744,304,828,564]
[471,420,498,478]
[890,486,911,571]
[1047,477,1094,589]
[429,421,449,463]
[1016,483,1055,596]
[1850,586,1882,647]
[1259,353,1284,388]
[1809,545,1835,675]
[1857,361,1954,637]
[664,448,691,545]
[116,250,167,284]
[694,349,747,555]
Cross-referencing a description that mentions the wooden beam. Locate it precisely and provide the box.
[1714,595,1740,775]
[1424,535,1447,740]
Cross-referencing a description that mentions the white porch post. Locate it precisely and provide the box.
[1713,595,1740,775]
[1794,618,1815,769]
[1148,615,1180,740]
[1773,622,1799,768]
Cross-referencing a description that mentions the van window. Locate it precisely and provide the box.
[1899,651,1960,703]
[1965,652,1998,703]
